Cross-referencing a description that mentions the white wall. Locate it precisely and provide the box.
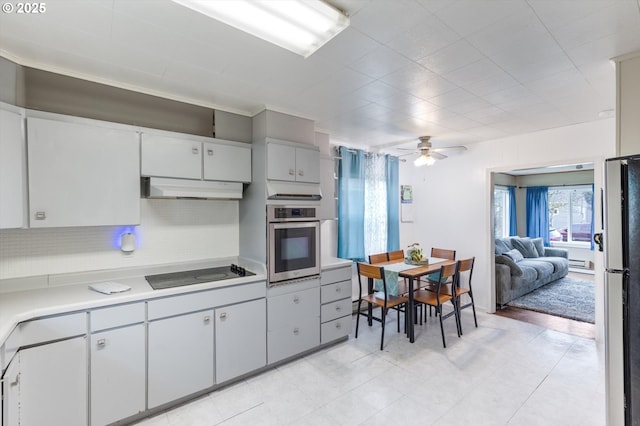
[0,199,239,280]
[404,118,616,341]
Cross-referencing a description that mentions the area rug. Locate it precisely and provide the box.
[508,276,595,323]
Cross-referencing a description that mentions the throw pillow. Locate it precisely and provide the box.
[532,237,545,257]
[495,254,523,276]
[512,238,539,258]
[503,248,524,263]
[494,238,512,255]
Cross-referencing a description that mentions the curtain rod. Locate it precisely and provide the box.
[516,183,593,189]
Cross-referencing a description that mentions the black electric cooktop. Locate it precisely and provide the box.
[145,265,255,290]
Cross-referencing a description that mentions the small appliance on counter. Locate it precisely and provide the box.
[145,264,255,290]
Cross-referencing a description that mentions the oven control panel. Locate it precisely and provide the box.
[268,206,318,221]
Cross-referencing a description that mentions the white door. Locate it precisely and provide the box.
[91,324,146,425]
[203,141,251,182]
[27,117,140,227]
[0,108,26,229]
[295,147,320,183]
[147,310,214,408]
[267,143,296,182]
[19,337,87,426]
[215,299,266,383]
[141,133,202,179]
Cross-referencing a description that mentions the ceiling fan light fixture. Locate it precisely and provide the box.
[414,153,435,167]
[171,0,350,58]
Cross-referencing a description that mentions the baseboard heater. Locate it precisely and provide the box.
[568,259,591,269]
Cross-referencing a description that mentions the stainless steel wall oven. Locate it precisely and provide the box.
[267,205,320,285]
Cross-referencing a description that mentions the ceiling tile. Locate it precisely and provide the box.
[349,0,433,43]
[347,45,416,79]
[417,40,485,74]
[434,0,531,37]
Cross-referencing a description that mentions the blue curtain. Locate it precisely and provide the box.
[508,185,517,236]
[337,146,366,261]
[386,155,400,251]
[526,186,549,245]
[590,183,595,250]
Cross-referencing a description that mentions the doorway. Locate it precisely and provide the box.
[490,162,597,338]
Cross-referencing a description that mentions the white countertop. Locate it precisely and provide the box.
[0,258,267,348]
[321,257,353,270]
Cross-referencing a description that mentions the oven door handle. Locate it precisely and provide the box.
[271,221,319,230]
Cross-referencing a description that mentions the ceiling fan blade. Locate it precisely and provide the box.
[432,145,467,153]
[431,151,447,160]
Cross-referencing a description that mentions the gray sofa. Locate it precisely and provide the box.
[495,236,569,307]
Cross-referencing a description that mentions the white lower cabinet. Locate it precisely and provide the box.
[8,337,87,426]
[2,357,20,426]
[215,299,266,383]
[147,310,214,409]
[267,286,320,364]
[91,324,145,425]
[320,265,352,344]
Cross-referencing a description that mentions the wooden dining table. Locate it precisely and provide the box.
[371,258,456,343]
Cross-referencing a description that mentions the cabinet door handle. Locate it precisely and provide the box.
[204,315,211,323]
[293,295,300,304]
[298,169,304,176]
[97,338,106,347]
[336,322,342,329]
[335,305,342,312]
[207,149,214,156]
[10,374,19,386]
[335,287,341,293]
[289,168,295,176]
[35,211,46,220]
[293,327,300,335]
[219,312,227,321]
[192,147,199,155]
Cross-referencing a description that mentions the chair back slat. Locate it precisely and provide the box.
[432,247,456,260]
[387,250,404,261]
[368,252,388,264]
[458,257,474,273]
[358,262,385,280]
[439,262,458,281]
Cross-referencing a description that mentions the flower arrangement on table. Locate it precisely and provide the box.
[406,243,428,265]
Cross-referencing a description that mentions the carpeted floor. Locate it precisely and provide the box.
[508,276,595,323]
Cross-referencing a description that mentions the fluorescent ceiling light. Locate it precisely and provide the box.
[172,0,350,58]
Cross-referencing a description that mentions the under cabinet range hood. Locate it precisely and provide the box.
[266,181,322,201]
[142,177,243,200]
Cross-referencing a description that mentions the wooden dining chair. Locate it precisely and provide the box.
[368,252,388,264]
[355,263,409,350]
[387,249,404,261]
[449,257,477,334]
[413,262,461,348]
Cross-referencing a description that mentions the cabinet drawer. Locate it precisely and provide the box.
[321,280,351,304]
[17,312,86,348]
[321,298,352,323]
[321,266,352,286]
[90,302,145,332]
[148,281,265,320]
[267,316,319,364]
[321,316,351,344]
[267,287,319,331]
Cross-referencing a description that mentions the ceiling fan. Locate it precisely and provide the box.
[397,136,467,167]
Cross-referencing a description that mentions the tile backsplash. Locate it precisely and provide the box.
[0,199,239,280]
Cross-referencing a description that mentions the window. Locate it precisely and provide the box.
[494,186,511,238]
[548,185,593,245]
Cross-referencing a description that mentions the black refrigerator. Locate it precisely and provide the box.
[605,155,640,425]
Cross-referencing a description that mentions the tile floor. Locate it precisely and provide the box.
[134,310,605,426]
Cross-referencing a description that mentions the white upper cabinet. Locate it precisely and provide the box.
[141,133,202,179]
[142,132,251,183]
[203,140,251,183]
[0,105,26,229]
[27,115,140,228]
[266,142,320,184]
